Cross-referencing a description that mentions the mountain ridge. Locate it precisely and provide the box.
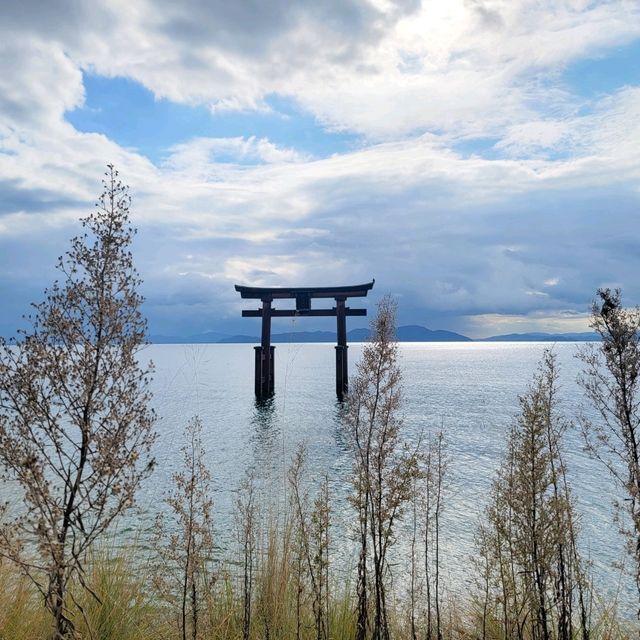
[150,326,600,344]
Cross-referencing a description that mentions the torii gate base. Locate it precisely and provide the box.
[235,281,374,400]
[254,345,275,396]
[335,345,347,398]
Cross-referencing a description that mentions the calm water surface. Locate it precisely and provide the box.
[139,341,632,615]
[1,342,632,615]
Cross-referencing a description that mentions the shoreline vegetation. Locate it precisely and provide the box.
[1,168,639,640]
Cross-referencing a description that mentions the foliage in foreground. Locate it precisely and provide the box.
[2,309,638,639]
[578,288,640,618]
[345,296,420,640]
[0,165,156,639]
[0,349,627,640]
[476,352,589,640]
[0,524,632,640]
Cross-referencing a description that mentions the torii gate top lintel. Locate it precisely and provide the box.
[234,280,374,300]
[234,279,375,399]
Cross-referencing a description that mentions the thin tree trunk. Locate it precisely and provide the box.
[425,477,432,640]
[191,577,198,640]
[480,531,489,640]
[243,528,252,640]
[410,485,418,640]
[529,423,549,640]
[296,551,302,640]
[356,489,369,640]
[434,436,443,640]
[50,567,72,640]
[495,527,510,639]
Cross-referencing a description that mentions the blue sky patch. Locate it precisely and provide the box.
[562,38,640,98]
[66,74,362,164]
[452,137,502,160]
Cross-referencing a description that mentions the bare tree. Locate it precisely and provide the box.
[154,415,214,640]
[236,471,257,640]
[478,351,589,640]
[578,287,640,619]
[408,430,448,640]
[0,165,156,639]
[288,443,331,640]
[423,431,448,640]
[345,295,419,640]
[311,472,330,640]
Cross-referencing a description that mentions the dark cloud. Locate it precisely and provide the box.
[466,0,504,30]
[1,0,113,40]
[156,0,412,55]
[0,178,84,215]
[1,178,638,339]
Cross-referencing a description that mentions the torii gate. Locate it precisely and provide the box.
[234,280,375,399]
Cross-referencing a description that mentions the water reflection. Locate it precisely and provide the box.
[250,395,278,460]
[253,394,276,417]
[332,398,350,453]
[249,395,288,501]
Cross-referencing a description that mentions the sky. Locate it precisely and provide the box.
[1,0,639,339]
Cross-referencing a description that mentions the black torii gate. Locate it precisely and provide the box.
[234,280,375,399]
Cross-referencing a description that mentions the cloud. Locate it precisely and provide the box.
[274,0,640,139]
[0,36,84,134]
[2,88,640,332]
[495,121,572,155]
[0,178,83,215]
[166,136,309,174]
[4,0,639,139]
[1,0,640,337]
[466,310,592,338]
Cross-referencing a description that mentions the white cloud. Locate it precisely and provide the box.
[495,121,572,155]
[165,136,308,175]
[467,311,591,338]
[4,0,640,140]
[0,36,84,134]
[279,0,640,139]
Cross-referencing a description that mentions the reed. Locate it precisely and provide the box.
[0,561,51,640]
[0,531,630,640]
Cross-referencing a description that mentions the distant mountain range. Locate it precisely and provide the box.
[150,326,599,344]
[150,331,229,344]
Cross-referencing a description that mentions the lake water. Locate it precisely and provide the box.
[139,341,633,617]
[0,341,634,618]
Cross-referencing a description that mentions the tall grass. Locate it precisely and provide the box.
[0,521,355,640]
[0,561,50,639]
[0,515,629,640]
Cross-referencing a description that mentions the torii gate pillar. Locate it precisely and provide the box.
[254,297,275,397]
[235,281,375,400]
[335,297,348,398]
